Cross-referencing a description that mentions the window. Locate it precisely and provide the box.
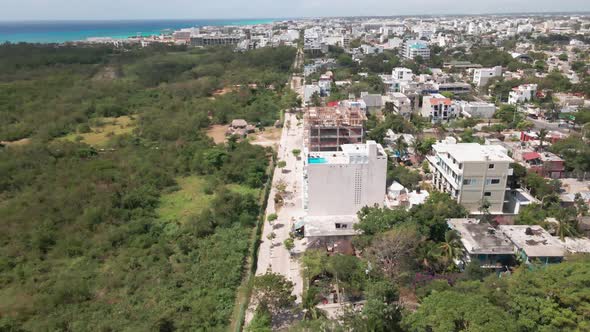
[484,192,492,197]
[488,164,495,169]
[485,178,500,185]
[459,163,463,169]
[335,223,341,229]
[463,179,477,185]
[336,223,348,229]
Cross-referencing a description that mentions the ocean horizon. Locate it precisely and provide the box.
[0,19,278,43]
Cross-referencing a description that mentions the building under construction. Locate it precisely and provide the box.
[304,106,366,152]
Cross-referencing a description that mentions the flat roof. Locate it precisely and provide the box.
[304,215,360,237]
[499,225,566,257]
[448,219,514,255]
[433,143,513,163]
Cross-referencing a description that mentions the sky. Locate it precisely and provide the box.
[1,0,590,21]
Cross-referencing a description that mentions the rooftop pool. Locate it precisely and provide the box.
[308,157,327,164]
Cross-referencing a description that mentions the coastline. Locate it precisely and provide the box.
[0,18,278,43]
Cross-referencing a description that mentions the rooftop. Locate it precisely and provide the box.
[448,219,514,255]
[433,142,513,163]
[499,225,566,258]
[304,215,359,237]
[308,141,386,165]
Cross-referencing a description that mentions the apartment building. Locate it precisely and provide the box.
[304,106,366,152]
[304,141,387,217]
[402,40,430,60]
[473,66,502,87]
[421,93,458,122]
[392,67,414,81]
[427,140,513,213]
[508,84,538,104]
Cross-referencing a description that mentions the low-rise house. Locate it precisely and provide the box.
[499,225,566,264]
[521,151,565,179]
[361,92,384,114]
[508,84,537,105]
[456,101,496,119]
[448,219,516,269]
[384,92,413,118]
[226,119,256,137]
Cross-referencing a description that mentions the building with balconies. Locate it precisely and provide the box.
[427,139,513,214]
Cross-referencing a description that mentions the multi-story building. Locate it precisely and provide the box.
[427,139,513,214]
[392,67,414,81]
[421,93,457,122]
[508,84,537,104]
[473,66,502,87]
[402,40,430,60]
[304,106,366,152]
[190,35,242,47]
[304,141,387,217]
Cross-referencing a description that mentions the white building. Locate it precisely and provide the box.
[421,93,457,122]
[473,66,502,87]
[427,140,513,213]
[508,84,537,105]
[456,101,497,119]
[305,141,387,217]
[402,39,430,60]
[392,67,414,81]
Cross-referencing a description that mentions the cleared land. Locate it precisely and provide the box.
[157,176,214,232]
[206,124,229,144]
[61,115,136,146]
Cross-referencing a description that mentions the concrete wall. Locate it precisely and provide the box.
[307,149,387,216]
[459,161,510,213]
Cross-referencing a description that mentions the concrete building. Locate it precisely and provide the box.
[508,84,538,105]
[447,219,515,269]
[190,35,242,47]
[499,225,566,264]
[304,141,387,217]
[402,40,430,60]
[427,140,513,214]
[473,66,502,87]
[392,67,414,81]
[304,106,366,152]
[384,92,413,118]
[421,93,458,122]
[456,101,497,119]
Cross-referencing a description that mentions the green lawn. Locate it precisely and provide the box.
[157,176,214,234]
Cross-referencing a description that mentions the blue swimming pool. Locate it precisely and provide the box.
[308,157,327,164]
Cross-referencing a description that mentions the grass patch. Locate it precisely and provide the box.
[61,115,136,146]
[157,176,214,234]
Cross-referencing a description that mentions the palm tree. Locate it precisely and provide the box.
[301,286,326,320]
[438,230,463,267]
[395,136,408,161]
[416,241,442,273]
[538,128,548,150]
[411,137,424,162]
[555,207,579,241]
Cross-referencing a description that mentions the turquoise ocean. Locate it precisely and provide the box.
[0,19,277,43]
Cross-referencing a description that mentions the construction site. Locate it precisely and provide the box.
[303,106,366,152]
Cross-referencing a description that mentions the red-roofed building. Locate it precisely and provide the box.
[520,150,565,179]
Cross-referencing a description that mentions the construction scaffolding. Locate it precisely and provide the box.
[304,106,366,152]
